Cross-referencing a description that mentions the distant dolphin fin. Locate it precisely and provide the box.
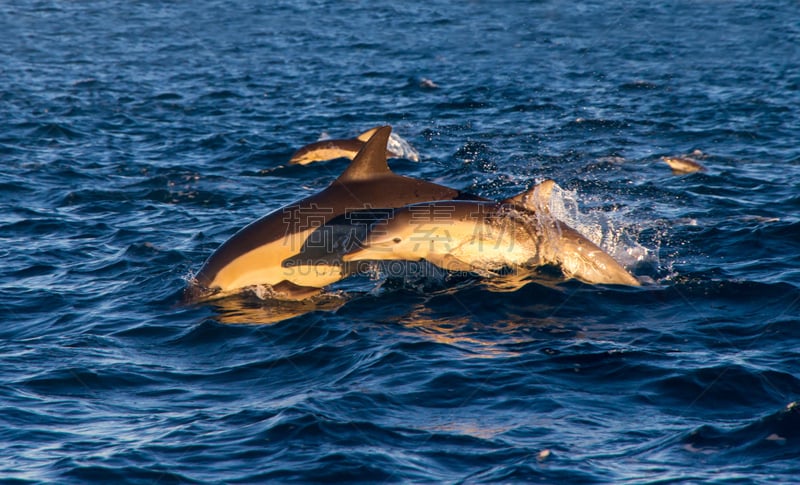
[502,179,557,213]
[356,127,381,142]
[336,125,393,182]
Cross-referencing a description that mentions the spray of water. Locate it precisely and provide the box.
[540,181,660,275]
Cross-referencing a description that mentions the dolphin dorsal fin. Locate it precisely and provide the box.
[336,125,393,182]
[356,126,381,142]
[503,179,556,213]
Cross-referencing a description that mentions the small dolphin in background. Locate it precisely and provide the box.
[186,126,482,302]
[662,153,707,174]
[343,180,640,287]
[289,127,420,165]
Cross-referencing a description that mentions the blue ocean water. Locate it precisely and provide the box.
[2,0,799,482]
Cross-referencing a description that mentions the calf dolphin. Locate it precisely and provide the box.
[289,127,419,165]
[186,126,483,302]
[342,180,640,287]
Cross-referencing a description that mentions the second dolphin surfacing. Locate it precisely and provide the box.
[342,180,640,287]
[288,127,419,165]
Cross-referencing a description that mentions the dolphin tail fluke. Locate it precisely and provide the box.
[336,126,393,182]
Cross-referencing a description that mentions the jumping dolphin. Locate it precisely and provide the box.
[289,127,419,165]
[342,180,640,287]
[186,126,483,302]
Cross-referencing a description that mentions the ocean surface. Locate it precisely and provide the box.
[2,0,799,482]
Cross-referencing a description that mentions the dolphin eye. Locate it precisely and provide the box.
[392,237,402,244]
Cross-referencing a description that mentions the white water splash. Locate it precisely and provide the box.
[387,132,420,162]
[540,182,658,272]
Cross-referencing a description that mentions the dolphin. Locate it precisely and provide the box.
[342,180,640,287]
[186,126,484,302]
[662,155,706,174]
[288,127,419,165]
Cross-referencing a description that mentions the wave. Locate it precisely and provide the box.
[679,402,800,463]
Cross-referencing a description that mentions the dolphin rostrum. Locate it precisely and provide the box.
[342,180,640,287]
[288,127,419,165]
[186,126,483,302]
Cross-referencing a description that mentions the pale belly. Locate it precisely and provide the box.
[430,229,538,272]
[209,227,346,293]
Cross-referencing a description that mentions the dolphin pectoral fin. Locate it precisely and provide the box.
[269,280,324,300]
